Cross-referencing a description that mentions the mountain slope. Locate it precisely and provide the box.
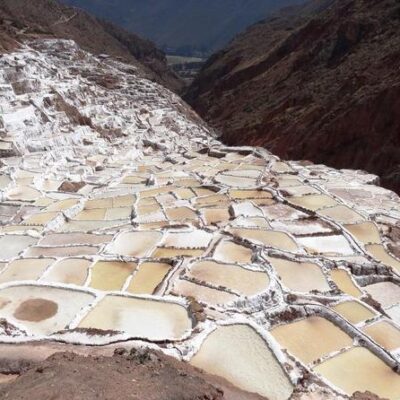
[185,0,400,193]
[0,0,182,92]
[61,0,305,56]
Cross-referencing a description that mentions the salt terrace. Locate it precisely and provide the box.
[1,39,400,399]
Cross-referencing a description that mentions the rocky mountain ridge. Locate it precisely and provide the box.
[61,0,305,57]
[185,0,400,193]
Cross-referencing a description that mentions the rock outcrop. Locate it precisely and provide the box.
[185,0,400,193]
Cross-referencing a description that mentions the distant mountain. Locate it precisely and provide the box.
[0,0,182,92]
[185,0,400,193]
[61,0,305,56]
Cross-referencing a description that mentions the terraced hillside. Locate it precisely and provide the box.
[0,0,182,92]
[0,38,399,399]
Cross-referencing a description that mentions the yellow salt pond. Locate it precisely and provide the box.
[0,285,94,335]
[288,194,338,211]
[151,248,204,258]
[331,300,376,324]
[228,228,298,252]
[23,211,59,226]
[89,261,136,291]
[318,205,365,224]
[266,257,329,292]
[172,279,237,305]
[362,320,400,351]
[6,186,41,202]
[41,258,92,285]
[78,295,192,340]
[127,262,172,295]
[213,240,253,264]
[108,231,163,257]
[187,260,270,296]
[366,244,400,272]
[0,258,53,283]
[191,324,293,400]
[330,269,362,298]
[270,316,352,364]
[314,347,400,399]
[344,222,381,245]
[45,198,79,212]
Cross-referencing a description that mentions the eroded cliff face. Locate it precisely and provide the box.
[185,0,400,193]
[0,0,183,92]
[0,37,399,400]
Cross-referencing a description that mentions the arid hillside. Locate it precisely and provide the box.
[186,0,400,193]
[0,0,183,92]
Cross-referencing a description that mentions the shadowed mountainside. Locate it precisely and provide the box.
[61,0,305,57]
[185,0,400,193]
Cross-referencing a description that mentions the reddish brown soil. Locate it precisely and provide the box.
[0,344,267,400]
[186,0,400,193]
[0,350,224,400]
[0,0,182,92]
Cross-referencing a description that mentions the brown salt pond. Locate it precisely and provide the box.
[314,347,400,399]
[270,316,352,364]
[364,281,400,308]
[172,279,238,305]
[0,258,54,283]
[213,240,253,264]
[344,222,381,245]
[331,300,376,324]
[187,260,270,296]
[165,207,197,221]
[190,324,293,400]
[330,269,362,298]
[362,320,400,350]
[0,285,94,335]
[266,257,329,293]
[78,295,192,340]
[41,258,92,286]
[200,208,231,225]
[365,244,400,272]
[227,228,299,252]
[127,262,172,295]
[89,261,136,291]
[228,190,273,200]
[108,231,163,257]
